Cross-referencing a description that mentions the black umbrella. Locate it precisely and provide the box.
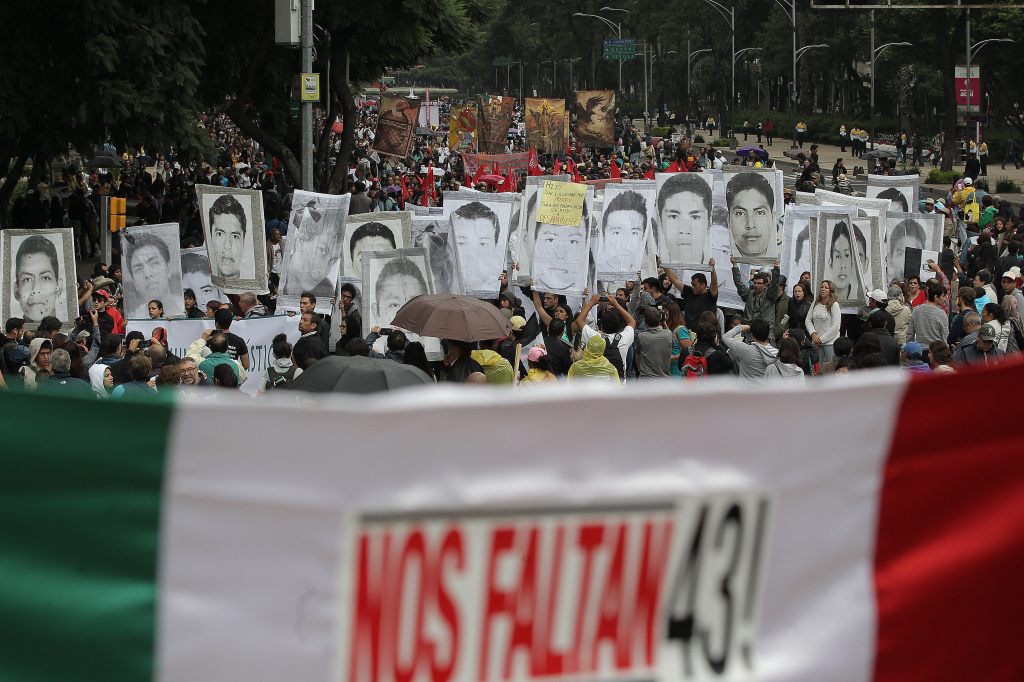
[288,355,432,394]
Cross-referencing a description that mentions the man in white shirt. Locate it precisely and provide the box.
[574,293,637,379]
[713,149,727,170]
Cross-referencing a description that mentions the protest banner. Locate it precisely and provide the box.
[462,152,530,176]
[478,95,513,154]
[126,316,300,395]
[574,90,615,148]
[6,362,1024,681]
[448,104,478,152]
[525,98,568,154]
[536,181,588,226]
[371,96,420,158]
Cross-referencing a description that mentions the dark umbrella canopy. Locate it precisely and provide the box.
[391,294,511,342]
[289,355,432,394]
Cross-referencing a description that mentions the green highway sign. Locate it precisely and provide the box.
[493,57,514,67]
[603,38,636,61]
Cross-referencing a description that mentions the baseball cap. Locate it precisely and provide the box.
[1003,271,1017,281]
[868,288,888,304]
[527,346,548,362]
[934,200,947,213]
[902,341,924,358]
[963,177,973,185]
[924,197,935,205]
[978,323,997,341]
[509,315,526,332]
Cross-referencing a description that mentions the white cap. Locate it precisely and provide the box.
[867,288,888,304]
[963,177,973,185]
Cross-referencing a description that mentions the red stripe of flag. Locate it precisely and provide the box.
[873,358,1024,681]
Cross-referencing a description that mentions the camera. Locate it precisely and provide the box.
[599,295,609,302]
[379,328,391,336]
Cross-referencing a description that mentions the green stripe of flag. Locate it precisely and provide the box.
[0,390,174,681]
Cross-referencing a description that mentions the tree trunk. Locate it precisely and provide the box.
[326,60,356,195]
[0,153,29,226]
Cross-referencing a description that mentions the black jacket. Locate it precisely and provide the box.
[864,327,901,366]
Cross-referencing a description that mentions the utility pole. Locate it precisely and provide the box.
[300,0,313,191]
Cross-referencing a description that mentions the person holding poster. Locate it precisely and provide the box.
[532,183,590,298]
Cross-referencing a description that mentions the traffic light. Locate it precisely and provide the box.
[109,197,126,232]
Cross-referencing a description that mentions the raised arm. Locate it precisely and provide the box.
[708,258,719,296]
[731,257,750,300]
[608,292,636,329]
[575,294,599,331]
[532,288,553,328]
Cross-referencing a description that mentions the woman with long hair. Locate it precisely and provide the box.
[806,280,842,361]
[402,341,436,380]
[787,280,813,332]
[983,301,1012,353]
[663,300,691,377]
[1001,294,1024,355]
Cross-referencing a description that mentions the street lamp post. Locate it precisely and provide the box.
[573,12,623,92]
[772,0,797,112]
[965,7,1015,145]
[687,39,712,109]
[869,11,912,152]
[564,57,582,94]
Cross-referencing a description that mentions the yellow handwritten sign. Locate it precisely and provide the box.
[536,182,588,227]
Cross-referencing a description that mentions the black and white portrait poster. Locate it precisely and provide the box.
[530,187,593,299]
[1,228,77,328]
[446,195,514,299]
[885,213,942,284]
[781,207,855,287]
[595,184,652,281]
[180,247,223,306]
[516,175,569,284]
[196,185,268,294]
[412,215,463,295]
[866,175,919,215]
[360,248,434,333]
[279,190,351,313]
[339,212,412,283]
[654,172,714,271]
[723,169,782,265]
[814,213,868,307]
[621,180,661,280]
[121,222,185,318]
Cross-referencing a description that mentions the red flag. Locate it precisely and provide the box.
[470,164,485,188]
[553,158,563,175]
[464,173,472,188]
[527,147,542,177]
[500,167,517,193]
[609,156,621,179]
[566,158,583,183]
[420,164,436,207]
[643,166,655,180]
[666,160,681,173]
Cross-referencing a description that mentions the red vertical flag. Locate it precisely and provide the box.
[527,147,542,177]
[420,164,437,207]
[609,156,621,179]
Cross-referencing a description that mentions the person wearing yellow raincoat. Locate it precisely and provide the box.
[566,336,621,384]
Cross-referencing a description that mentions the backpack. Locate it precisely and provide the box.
[681,350,708,379]
[963,190,980,223]
[265,364,297,390]
[601,333,625,379]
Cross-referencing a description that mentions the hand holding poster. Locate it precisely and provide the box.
[531,186,592,299]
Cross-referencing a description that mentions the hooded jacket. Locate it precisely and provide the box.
[764,360,805,382]
[20,338,51,390]
[722,325,778,385]
[732,266,782,339]
[260,356,302,392]
[470,349,515,385]
[567,336,620,383]
[89,363,112,397]
[885,298,912,345]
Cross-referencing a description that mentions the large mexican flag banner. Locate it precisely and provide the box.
[3,361,1023,682]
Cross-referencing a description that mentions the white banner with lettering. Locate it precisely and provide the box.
[127,315,300,395]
